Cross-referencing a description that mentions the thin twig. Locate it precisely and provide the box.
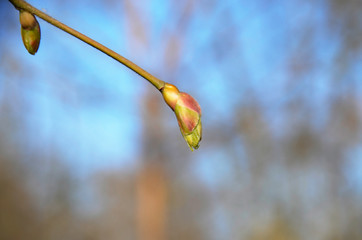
[9,0,166,90]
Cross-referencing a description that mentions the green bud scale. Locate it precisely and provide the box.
[162,83,202,151]
[19,10,41,55]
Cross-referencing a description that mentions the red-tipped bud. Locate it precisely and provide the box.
[19,11,41,55]
[162,83,202,151]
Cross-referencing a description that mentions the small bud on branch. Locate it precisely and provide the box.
[9,0,202,151]
[19,10,40,55]
[162,84,202,151]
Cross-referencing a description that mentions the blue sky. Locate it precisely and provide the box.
[2,0,362,195]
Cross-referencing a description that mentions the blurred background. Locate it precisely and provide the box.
[1,0,362,239]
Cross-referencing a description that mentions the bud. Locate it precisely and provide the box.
[162,83,202,151]
[19,11,37,29]
[19,10,41,55]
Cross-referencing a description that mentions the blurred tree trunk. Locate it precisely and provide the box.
[137,163,167,240]
[137,93,168,240]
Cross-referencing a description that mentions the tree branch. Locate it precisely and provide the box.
[9,0,165,90]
